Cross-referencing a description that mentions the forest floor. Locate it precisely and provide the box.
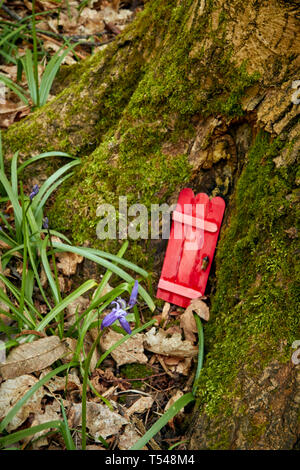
[0,0,205,451]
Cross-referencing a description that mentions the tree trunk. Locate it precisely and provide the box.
[3,0,300,449]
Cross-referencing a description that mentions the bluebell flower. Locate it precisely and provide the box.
[43,217,49,229]
[29,184,39,201]
[128,280,138,308]
[101,281,139,335]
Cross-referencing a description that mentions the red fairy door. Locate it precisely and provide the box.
[156,188,225,308]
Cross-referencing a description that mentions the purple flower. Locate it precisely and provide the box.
[128,280,138,308]
[101,281,139,335]
[43,217,49,229]
[29,184,39,201]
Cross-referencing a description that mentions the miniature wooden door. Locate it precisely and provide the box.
[156,188,225,308]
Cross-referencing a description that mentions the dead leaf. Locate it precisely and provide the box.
[165,390,184,411]
[69,402,128,440]
[119,424,144,450]
[0,375,44,431]
[170,357,193,376]
[161,302,170,320]
[61,335,99,372]
[185,298,210,321]
[164,390,184,430]
[65,295,90,327]
[144,327,198,358]
[56,251,83,276]
[0,336,68,379]
[100,330,148,366]
[24,406,62,449]
[127,396,154,416]
[180,298,210,343]
[40,371,81,394]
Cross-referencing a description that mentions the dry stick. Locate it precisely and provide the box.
[36,31,86,60]
[156,354,176,378]
[1,3,21,22]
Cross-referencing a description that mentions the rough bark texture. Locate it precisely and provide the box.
[2,0,300,449]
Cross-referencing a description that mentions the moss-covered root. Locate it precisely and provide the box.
[190,132,299,449]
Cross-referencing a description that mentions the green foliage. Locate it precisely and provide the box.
[0,2,76,108]
[195,131,299,422]
[0,137,159,449]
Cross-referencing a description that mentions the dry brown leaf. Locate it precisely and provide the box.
[100,330,148,366]
[24,406,62,449]
[65,295,90,327]
[0,375,44,431]
[0,336,68,379]
[119,424,144,450]
[86,445,106,450]
[69,402,128,440]
[61,335,99,371]
[56,251,83,276]
[170,357,193,376]
[40,371,81,394]
[165,390,184,430]
[163,356,181,366]
[180,298,210,343]
[185,298,210,321]
[180,310,197,343]
[84,331,100,371]
[144,327,198,358]
[161,302,170,321]
[165,390,184,412]
[127,396,154,416]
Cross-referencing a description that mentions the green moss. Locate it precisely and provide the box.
[45,0,259,255]
[246,421,268,445]
[195,131,299,418]
[120,364,154,388]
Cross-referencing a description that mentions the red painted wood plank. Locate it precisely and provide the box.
[156,189,225,308]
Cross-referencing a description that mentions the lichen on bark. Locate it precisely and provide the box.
[2,0,300,449]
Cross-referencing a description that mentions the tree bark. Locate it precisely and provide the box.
[3,0,300,449]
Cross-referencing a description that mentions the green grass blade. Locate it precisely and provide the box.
[0,362,76,433]
[34,172,75,221]
[26,236,51,310]
[36,279,97,332]
[10,151,19,195]
[130,393,195,450]
[31,160,80,212]
[0,421,63,448]
[52,242,155,312]
[60,399,76,450]
[17,151,74,174]
[0,279,36,329]
[0,24,27,47]
[84,246,149,278]
[21,49,37,105]
[0,130,4,172]
[39,44,74,106]
[0,74,29,105]
[192,314,204,396]
[40,235,61,305]
[93,240,128,302]
[0,166,22,228]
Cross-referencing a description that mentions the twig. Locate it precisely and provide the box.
[15,329,46,338]
[1,3,22,22]
[157,355,176,378]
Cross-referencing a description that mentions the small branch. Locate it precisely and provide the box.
[1,3,22,22]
